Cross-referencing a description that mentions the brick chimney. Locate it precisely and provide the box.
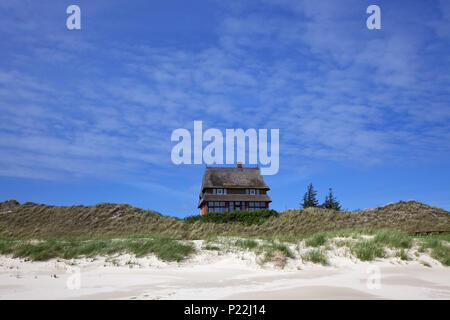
[237,162,242,168]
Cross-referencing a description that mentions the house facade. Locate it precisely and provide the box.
[198,163,272,215]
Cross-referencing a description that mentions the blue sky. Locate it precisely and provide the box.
[0,0,449,217]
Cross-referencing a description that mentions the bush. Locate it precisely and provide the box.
[184,209,278,225]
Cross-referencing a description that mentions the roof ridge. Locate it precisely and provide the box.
[206,166,259,169]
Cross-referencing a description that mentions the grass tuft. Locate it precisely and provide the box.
[305,233,327,247]
[301,249,328,265]
[351,240,385,261]
[235,239,258,250]
[396,249,410,261]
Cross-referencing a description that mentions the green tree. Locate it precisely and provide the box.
[322,188,341,211]
[301,183,319,208]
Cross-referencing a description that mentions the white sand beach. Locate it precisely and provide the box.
[1,240,449,300]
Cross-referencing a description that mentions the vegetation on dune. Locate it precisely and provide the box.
[373,229,413,249]
[0,235,194,262]
[261,241,294,259]
[203,244,220,251]
[301,249,329,266]
[396,249,410,261]
[0,200,448,243]
[235,238,258,250]
[185,209,278,225]
[259,241,294,269]
[0,228,448,268]
[351,240,386,261]
[419,237,450,266]
[305,233,327,247]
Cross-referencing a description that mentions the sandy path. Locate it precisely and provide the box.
[0,254,449,300]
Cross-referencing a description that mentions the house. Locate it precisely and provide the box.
[198,163,272,215]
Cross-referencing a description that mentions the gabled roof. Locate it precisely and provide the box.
[200,166,269,192]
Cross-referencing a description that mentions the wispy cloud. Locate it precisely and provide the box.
[0,0,449,213]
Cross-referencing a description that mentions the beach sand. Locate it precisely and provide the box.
[1,248,449,300]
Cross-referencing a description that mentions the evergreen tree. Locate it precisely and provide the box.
[301,183,319,208]
[322,188,341,211]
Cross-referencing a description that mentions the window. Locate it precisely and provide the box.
[212,188,227,194]
[248,201,266,211]
[208,201,226,213]
[246,189,260,195]
[229,201,243,212]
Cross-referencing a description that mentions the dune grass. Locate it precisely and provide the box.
[419,238,450,266]
[1,200,449,240]
[203,244,220,251]
[258,241,294,268]
[305,233,327,247]
[373,229,412,249]
[235,239,259,250]
[0,235,194,262]
[396,249,410,261]
[351,240,386,261]
[301,249,329,265]
[260,241,294,259]
[0,228,448,267]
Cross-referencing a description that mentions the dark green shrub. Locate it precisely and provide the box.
[184,209,278,225]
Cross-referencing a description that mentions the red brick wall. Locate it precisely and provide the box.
[200,204,208,216]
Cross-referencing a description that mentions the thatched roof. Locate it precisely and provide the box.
[198,166,271,207]
[200,166,269,191]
